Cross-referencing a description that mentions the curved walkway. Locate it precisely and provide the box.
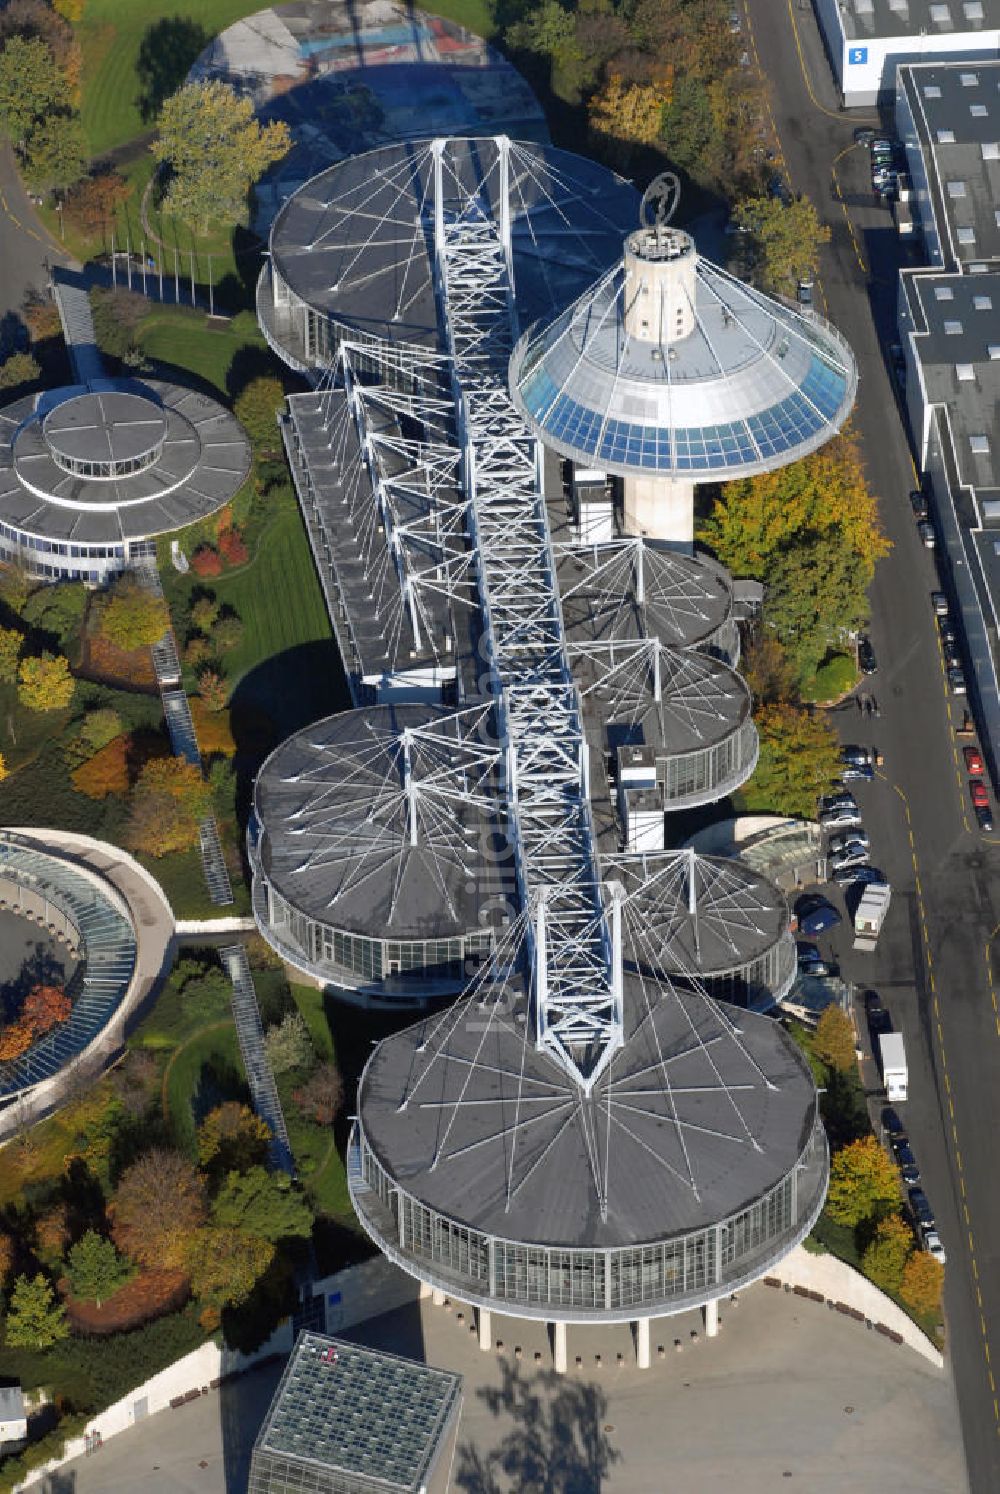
[0,829,174,1138]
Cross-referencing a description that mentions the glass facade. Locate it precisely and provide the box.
[659,718,758,806]
[350,1114,828,1319]
[0,523,127,583]
[262,883,493,996]
[519,353,849,473]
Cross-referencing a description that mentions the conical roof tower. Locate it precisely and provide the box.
[509,190,857,550]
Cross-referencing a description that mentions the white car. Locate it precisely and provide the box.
[819,807,863,832]
[923,1228,946,1265]
[828,829,870,855]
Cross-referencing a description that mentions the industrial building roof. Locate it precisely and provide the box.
[255,703,512,939]
[510,236,857,480]
[252,1332,461,1493]
[0,379,250,544]
[359,955,817,1249]
[268,136,639,353]
[839,0,1000,41]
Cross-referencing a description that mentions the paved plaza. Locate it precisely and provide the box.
[49,1278,967,1494]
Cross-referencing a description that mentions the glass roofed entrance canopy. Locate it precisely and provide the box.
[509,220,858,549]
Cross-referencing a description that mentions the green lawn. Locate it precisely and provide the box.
[162,1020,246,1154]
[290,983,335,1060]
[137,306,266,399]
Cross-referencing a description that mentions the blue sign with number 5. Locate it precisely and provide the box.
[848,46,868,65]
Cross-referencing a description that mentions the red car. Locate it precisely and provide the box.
[964,744,985,776]
[970,779,990,810]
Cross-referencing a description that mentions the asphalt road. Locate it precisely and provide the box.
[743,2,1000,1489]
[0,143,73,325]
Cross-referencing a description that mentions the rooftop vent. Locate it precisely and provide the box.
[964,0,985,16]
[974,294,993,310]
[971,104,988,117]
[956,363,976,380]
[934,285,955,300]
[947,180,968,197]
[928,2,951,22]
[925,85,942,99]
[960,72,979,87]
[983,142,1000,159]
[937,129,956,143]
[989,345,1000,359]
[970,435,991,454]
[957,227,977,244]
[944,320,964,334]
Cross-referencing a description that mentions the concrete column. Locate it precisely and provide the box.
[553,1320,568,1374]
[431,1287,445,1307]
[477,1308,492,1352]
[635,1316,650,1369]
[622,475,695,550]
[419,1281,432,1300]
[704,1298,719,1338]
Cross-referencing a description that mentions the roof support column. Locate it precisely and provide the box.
[635,1315,650,1369]
[552,1320,567,1374]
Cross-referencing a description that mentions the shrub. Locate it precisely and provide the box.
[825,1136,900,1228]
[0,624,22,683]
[6,1272,69,1348]
[64,1268,189,1336]
[196,669,229,713]
[71,734,130,798]
[292,1060,344,1127]
[813,1006,856,1073]
[110,1048,160,1118]
[89,287,150,361]
[35,1204,71,1266]
[197,1102,271,1174]
[22,983,71,1033]
[0,351,41,392]
[99,577,169,651]
[68,706,122,763]
[190,595,219,632]
[183,634,214,669]
[212,612,243,652]
[0,1232,14,1283]
[191,544,222,578]
[234,376,285,453]
[264,1011,315,1075]
[125,757,212,857]
[899,1250,944,1316]
[21,579,87,648]
[17,650,74,710]
[189,696,235,757]
[0,1020,33,1059]
[861,1212,914,1294]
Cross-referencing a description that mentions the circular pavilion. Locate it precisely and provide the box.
[0,379,251,584]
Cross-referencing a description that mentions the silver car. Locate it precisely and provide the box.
[820,807,863,831]
[828,828,870,854]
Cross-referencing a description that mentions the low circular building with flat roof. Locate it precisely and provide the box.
[250,702,513,1000]
[0,379,251,583]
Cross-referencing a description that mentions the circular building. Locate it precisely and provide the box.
[191,0,547,229]
[260,136,639,372]
[349,893,826,1337]
[251,703,512,1000]
[0,379,251,584]
[510,222,858,547]
[601,849,796,1010]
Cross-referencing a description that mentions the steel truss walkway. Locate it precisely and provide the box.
[430,138,620,1092]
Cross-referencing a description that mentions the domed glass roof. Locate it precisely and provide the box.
[509,232,858,480]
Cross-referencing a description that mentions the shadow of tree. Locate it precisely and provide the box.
[455,1361,621,1494]
[136,19,209,124]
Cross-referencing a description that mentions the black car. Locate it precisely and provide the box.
[840,744,874,768]
[910,489,929,520]
[909,1187,934,1228]
[840,763,875,783]
[857,635,877,674]
[895,1142,920,1186]
[976,801,995,832]
[855,127,876,146]
[882,1106,905,1137]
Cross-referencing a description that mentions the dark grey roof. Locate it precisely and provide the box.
[840,0,999,41]
[358,966,818,1249]
[253,1331,461,1491]
[0,379,250,544]
[600,851,790,975]
[269,136,639,353]
[255,703,513,939]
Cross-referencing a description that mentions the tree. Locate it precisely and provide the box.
[197,1103,271,1174]
[24,111,88,194]
[5,1272,69,1348]
[0,1019,33,1059]
[900,1250,944,1316]
[661,74,718,178]
[64,1230,131,1305]
[813,1005,856,1073]
[825,1135,900,1228]
[0,1233,14,1282]
[34,1204,70,1265]
[234,376,285,455]
[0,351,41,391]
[52,0,85,23]
[72,735,130,798]
[23,984,71,1034]
[190,595,219,633]
[861,1213,914,1294]
[0,624,22,683]
[264,1011,315,1076]
[191,544,222,577]
[110,1149,207,1268]
[588,73,670,170]
[125,757,212,857]
[741,632,797,706]
[212,613,243,652]
[734,192,831,296]
[17,651,74,711]
[64,171,131,236]
[21,577,86,646]
[740,701,840,819]
[211,1167,314,1243]
[188,696,235,758]
[196,669,229,713]
[152,81,291,233]
[99,577,169,652]
[293,1061,344,1127]
[0,561,30,614]
[110,1047,159,1118]
[766,536,869,684]
[0,36,62,147]
[218,527,248,567]
[186,1226,274,1310]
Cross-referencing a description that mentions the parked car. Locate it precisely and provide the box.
[795,893,842,936]
[970,778,990,810]
[976,801,995,832]
[882,1106,905,1137]
[728,7,741,31]
[895,1142,920,1186]
[867,995,891,1036]
[923,1228,946,1265]
[840,744,874,767]
[932,591,950,617]
[857,635,877,674]
[828,828,871,854]
[964,744,985,775]
[910,489,929,520]
[840,762,875,783]
[820,806,864,831]
[890,1132,911,1160]
[821,790,859,811]
[948,663,967,694]
[855,127,876,146]
[833,864,887,888]
[917,519,936,549]
[797,279,814,311]
[797,941,831,976]
[909,1187,934,1228]
[831,842,871,873]
[943,641,962,669]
